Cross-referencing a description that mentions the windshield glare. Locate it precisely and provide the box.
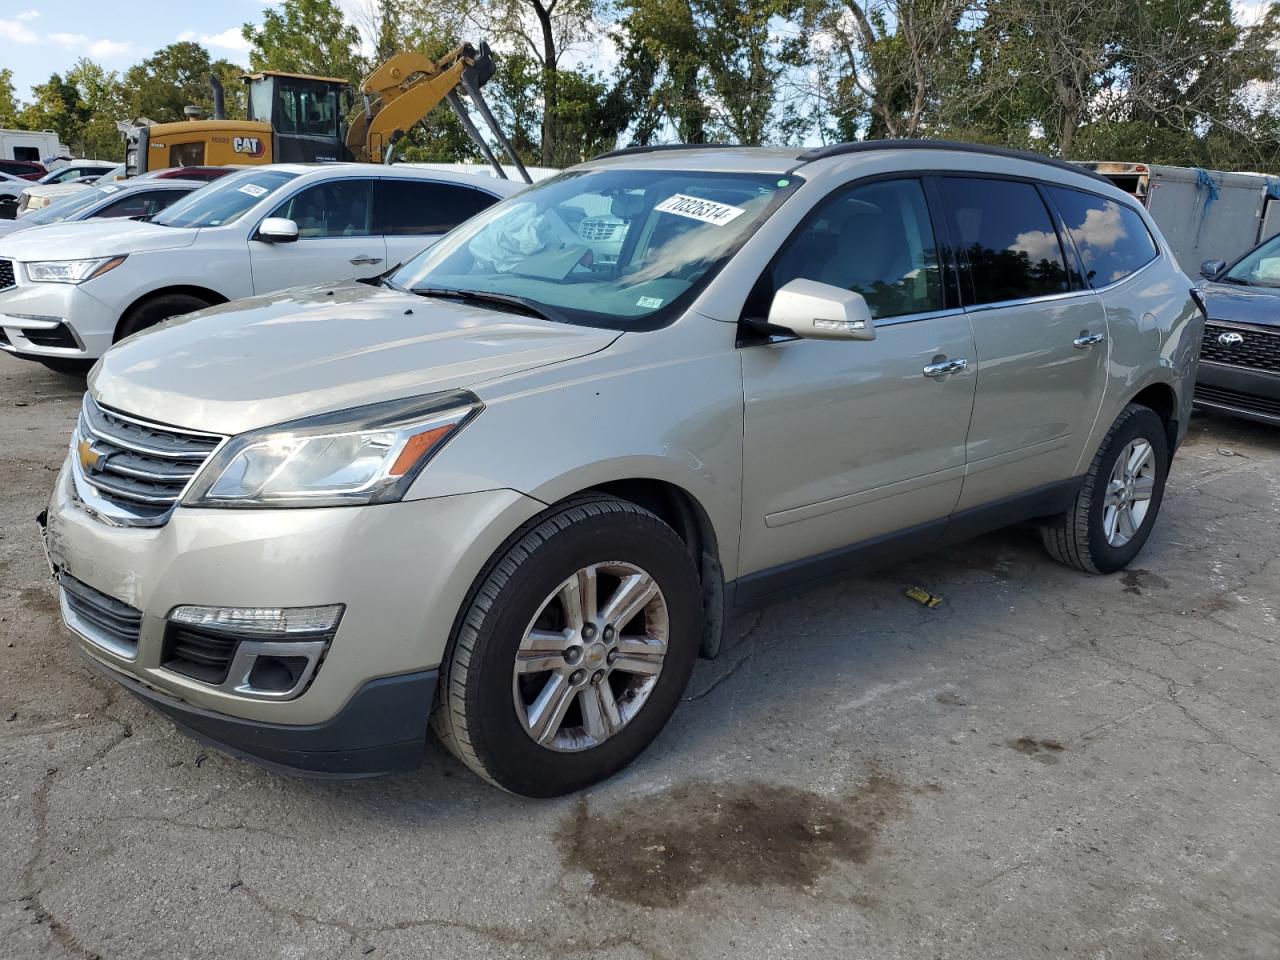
[25,185,114,224]
[1226,234,1280,286]
[389,168,801,328]
[151,169,298,229]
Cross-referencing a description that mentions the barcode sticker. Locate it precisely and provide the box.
[654,194,745,226]
[238,183,268,198]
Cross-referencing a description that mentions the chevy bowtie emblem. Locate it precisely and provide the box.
[1217,331,1245,346]
[77,438,104,473]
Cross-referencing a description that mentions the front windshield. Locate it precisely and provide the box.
[1225,234,1280,286]
[151,168,298,229]
[389,168,802,329]
[26,184,119,225]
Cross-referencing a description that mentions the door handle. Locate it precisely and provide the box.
[349,255,383,265]
[923,358,969,378]
[1073,332,1105,348]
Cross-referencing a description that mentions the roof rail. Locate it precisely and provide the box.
[592,143,740,161]
[796,139,1112,185]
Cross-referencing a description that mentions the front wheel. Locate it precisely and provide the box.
[1041,403,1169,574]
[433,496,702,797]
[115,293,211,342]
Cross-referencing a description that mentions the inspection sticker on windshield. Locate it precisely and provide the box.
[238,183,268,198]
[636,296,664,308]
[655,194,745,226]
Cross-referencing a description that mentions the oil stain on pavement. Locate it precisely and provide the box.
[559,772,909,907]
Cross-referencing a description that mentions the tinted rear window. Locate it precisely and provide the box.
[1046,186,1158,287]
[939,177,1070,306]
[374,179,499,235]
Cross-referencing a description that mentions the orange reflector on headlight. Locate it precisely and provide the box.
[389,424,457,476]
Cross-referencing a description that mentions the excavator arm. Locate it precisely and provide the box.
[348,42,531,182]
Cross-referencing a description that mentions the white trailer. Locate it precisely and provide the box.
[1075,161,1280,276]
[0,129,69,166]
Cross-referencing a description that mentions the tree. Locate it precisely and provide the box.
[0,69,20,128]
[65,60,127,159]
[18,74,87,151]
[122,42,242,124]
[242,0,366,85]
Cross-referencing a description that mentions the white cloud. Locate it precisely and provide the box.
[45,32,135,58]
[17,9,39,21]
[178,27,251,54]
[0,20,40,44]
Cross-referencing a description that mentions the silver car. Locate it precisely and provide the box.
[42,142,1203,795]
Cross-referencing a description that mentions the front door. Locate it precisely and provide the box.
[248,178,387,293]
[934,176,1109,510]
[738,177,977,589]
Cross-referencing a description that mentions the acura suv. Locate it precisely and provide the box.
[0,164,521,373]
[41,142,1203,796]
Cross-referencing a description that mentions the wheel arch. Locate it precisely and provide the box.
[543,476,732,660]
[114,285,230,342]
[1127,379,1179,458]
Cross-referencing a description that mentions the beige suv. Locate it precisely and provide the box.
[42,142,1203,796]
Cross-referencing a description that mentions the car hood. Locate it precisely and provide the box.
[0,218,31,239]
[91,282,621,435]
[1197,280,1280,328]
[0,218,199,260]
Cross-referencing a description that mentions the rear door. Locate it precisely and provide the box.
[375,179,503,270]
[737,176,977,583]
[248,177,387,292]
[936,176,1109,511]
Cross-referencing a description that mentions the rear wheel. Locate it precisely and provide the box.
[433,496,701,797]
[1041,403,1169,574]
[115,293,211,342]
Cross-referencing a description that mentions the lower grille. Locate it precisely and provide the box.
[1195,384,1280,419]
[162,624,239,684]
[60,574,142,658]
[0,258,13,291]
[23,322,78,349]
[1201,323,1280,374]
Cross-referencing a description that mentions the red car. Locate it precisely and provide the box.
[0,159,47,181]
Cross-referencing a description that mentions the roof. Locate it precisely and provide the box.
[255,162,528,195]
[241,71,349,85]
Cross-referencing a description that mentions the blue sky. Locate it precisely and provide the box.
[1,1,308,101]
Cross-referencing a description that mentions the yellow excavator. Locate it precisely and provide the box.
[123,42,530,182]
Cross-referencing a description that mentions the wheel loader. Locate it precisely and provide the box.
[122,42,530,182]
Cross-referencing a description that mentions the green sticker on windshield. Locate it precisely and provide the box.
[637,296,664,309]
[777,179,790,187]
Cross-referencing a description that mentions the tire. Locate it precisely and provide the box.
[115,293,211,342]
[433,495,701,797]
[37,358,94,377]
[1040,403,1169,574]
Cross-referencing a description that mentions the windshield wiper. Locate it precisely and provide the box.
[412,287,567,324]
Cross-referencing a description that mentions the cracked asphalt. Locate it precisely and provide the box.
[2,352,1278,960]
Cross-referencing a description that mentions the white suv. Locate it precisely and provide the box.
[0,164,523,373]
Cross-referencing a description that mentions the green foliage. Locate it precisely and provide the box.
[242,0,366,84]
[122,42,242,125]
[0,69,20,128]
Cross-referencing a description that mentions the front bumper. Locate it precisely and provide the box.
[43,464,543,773]
[0,277,118,359]
[1194,360,1280,425]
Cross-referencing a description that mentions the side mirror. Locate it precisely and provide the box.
[1199,259,1226,280]
[256,217,299,244]
[767,278,875,341]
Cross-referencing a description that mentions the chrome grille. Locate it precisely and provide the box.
[578,218,627,242]
[0,258,14,291]
[1201,322,1280,375]
[75,395,224,523]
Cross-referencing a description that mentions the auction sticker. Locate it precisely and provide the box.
[238,183,268,198]
[655,194,745,226]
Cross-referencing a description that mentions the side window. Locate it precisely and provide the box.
[939,177,1070,305]
[271,179,372,238]
[756,178,944,320]
[96,191,180,219]
[1045,186,1158,287]
[373,180,499,235]
[14,147,40,162]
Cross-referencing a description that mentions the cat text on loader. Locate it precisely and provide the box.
[123,43,530,183]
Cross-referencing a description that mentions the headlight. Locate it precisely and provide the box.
[183,392,481,509]
[26,256,127,284]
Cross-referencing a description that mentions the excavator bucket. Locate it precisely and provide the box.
[351,42,532,183]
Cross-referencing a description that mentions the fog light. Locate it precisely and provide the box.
[163,604,344,700]
[169,604,344,636]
